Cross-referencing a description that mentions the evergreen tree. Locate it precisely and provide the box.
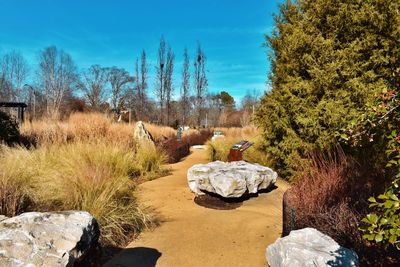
[254,0,400,177]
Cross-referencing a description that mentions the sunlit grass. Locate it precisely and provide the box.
[207,127,272,166]
[0,141,166,246]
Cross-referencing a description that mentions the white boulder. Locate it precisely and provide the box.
[0,211,99,267]
[134,121,154,143]
[266,228,359,267]
[187,160,277,198]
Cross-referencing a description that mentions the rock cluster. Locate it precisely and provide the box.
[134,121,154,143]
[266,228,359,267]
[187,160,277,198]
[0,211,99,267]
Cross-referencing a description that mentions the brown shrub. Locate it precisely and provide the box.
[159,139,190,164]
[158,129,212,163]
[183,129,213,146]
[287,148,398,266]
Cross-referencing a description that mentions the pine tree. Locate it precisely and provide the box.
[254,0,400,177]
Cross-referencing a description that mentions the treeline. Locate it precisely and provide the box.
[0,36,259,127]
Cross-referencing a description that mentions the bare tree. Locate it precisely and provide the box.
[155,36,166,124]
[130,50,149,120]
[0,76,12,101]
[109,67,134,111]
[180,48,190,125]
[79,65,109,111]
[241,89,260,113]
[164,47,174,125]
[139,49,148,117]
[38,46,77,118]
[193,43,208,126]
[0,51,29,101]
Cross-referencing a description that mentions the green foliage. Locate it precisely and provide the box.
[360,179,400,249]
[344,82,400,249]
[254,0,400,177]
[0,111,20,145]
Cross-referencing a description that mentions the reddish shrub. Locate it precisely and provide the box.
[159,139,190,164]
[286,148,398,266]
[183,129,212,146]
[158,129,212,163]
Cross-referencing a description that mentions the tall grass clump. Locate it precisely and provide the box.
[21,112,136,148]
[143,123,176,142]
[135,142,168,180]
[0,146,35,216]
[0,141,166,246]
[287,148,397,266]
[214,126,259,140]
[207,127,272,166]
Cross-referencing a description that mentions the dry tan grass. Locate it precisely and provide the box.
[0,140,167,246]
[214,126,259,140]
[21,113,180,147]
[4,113,175,246]
[207,126,272,166]
[21,113,136,148]
[143,122,176,141]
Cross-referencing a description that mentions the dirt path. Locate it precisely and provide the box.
[105,147,288,267]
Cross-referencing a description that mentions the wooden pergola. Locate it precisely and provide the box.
[0,102,28,123]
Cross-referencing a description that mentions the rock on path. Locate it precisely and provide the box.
[105,148,288,267]
[266,228,359,267]
[188,160,277,198]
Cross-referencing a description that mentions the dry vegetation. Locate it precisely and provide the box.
[143,122,176,141]
[287,149,399,266]
[21,112,179,147]
[207,126,272,166]
[0,112,215,246]
[1,112,173,246]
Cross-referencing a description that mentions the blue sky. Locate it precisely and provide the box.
[0,0,281,102]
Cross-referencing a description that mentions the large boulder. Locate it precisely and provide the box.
[187,160,277,198]
[0,211,99,267]
[266,228,359,267]
[134,121,154,143]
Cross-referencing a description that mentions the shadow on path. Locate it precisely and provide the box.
[104,247,162,267]
[194,184,279,210]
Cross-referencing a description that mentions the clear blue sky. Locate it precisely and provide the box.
[0,0,281,102]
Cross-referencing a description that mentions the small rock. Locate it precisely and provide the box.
[0,211,99,267]
[188,160,277,198]
[266,228,359,267]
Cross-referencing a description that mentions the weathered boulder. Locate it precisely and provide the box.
[134,121,154,143]
[0,211,99,267]
[187,160,277,198]
[266,228,359,267]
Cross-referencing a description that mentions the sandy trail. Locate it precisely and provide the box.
[105,147,288,267]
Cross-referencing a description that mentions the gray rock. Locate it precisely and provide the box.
[187,160,277,198]
[0,211,99,267]
[134,121,154,143]
[266,228,359,267]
